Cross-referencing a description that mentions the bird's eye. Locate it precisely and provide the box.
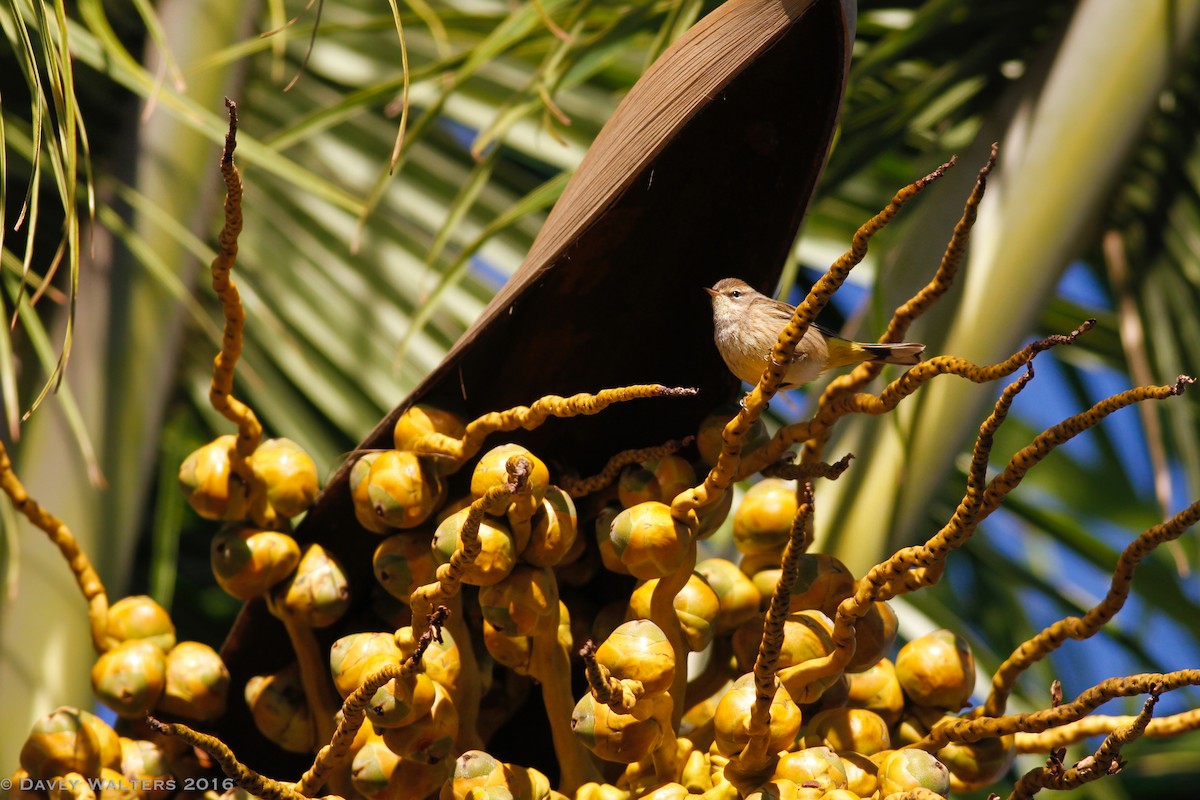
[730,290,741,299]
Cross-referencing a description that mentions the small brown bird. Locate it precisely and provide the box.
[706,278,925,389]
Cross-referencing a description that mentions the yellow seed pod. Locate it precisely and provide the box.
[617,455,696,508]
[627,572,719,652]
[393,404,467,473]
[367,672,438,729]
[570,693,666,764]
[373,532,438,603]
[607,501,692,580]
[802,708,891,756]
[894,629,976,710]
[381,682,459,764]
[713,674,802,758]
[783,553,855,618]
[521,486,577,568]
[695,481,734,541]
[351,453,391,534]
[638,783,690,800]
[20,707,121,780]
[478,565,560,637]
[732,610,838,704]
[432,509,517,586]
[594,505,630,576]
[246,437,319,518]
[366,450,447,530]
[157,641,230,722]
[353,734,453,800]
[845,601,897,673]
[396,624,461,694]
[732,478,797,555]
[244,663,314,754]
[330,632,402,699]
[178,435,249,521]
[210,526,301,601]
[92,768,136,800]
[118,738,172,800]
[696,406,770,468]
[938,732,1016,793]
[876,749,950,797]
[845,658,905,727]
[772,747,847,791]
[594,619,676,697]
[471,444,550,506]
[482,620,532,675]
[91,640,166,718]
[105,596,176,652]
[695,558,762,634]
[274,543,351,628]
[440,750,504,800]
[839,752,878,798]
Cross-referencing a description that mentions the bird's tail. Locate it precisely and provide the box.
[825,338,925,369]
[860,341,925,366]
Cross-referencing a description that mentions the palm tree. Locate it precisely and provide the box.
[2,0,1199,794]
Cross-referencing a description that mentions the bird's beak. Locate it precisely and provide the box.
[703,287,719,297]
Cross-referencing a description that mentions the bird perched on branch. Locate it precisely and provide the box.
[706,278,925,390]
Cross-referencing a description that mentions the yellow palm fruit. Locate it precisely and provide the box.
[772,747,847,791]
[90,640,166,718]
[471,444,550,506]
[439,751,545,800]
[118,738,172,800]
[478,565,560,637]
[733,478,797,555]
[617,455,696,508]
[733,610,838,705]
[7,770,41,800]
[432,509,518,586]
[839,752,878,798]
[801,708,891,756]
[875,749,950,797]
[820,791,862,800]
[627,573,719,652]
[695,558,761,634]
[367,672,438,729]
[178,435,249,521]
[845,658,905,727]
[274,543,351,627]
[594,505,630,575]
[607,501,693,580]
[330,632,402,699]
[845,601,897,673]
[938,732,1016,793]
[20,707,121,780]
[895,630,976,710]
[595,619,676,698]
[712,674,802,758]
[246,437,319,518]
[697,407,769,468]
[366,450,447,530]
[106,596,175,652]
[373,532,438,603]
[743,778,814,800]
[393,405,466,475]
[521,486,577,568]
[570,692,668,763]
[244,663,313,754]
[638,783,690,800]
[381,682,459,764]
[351,453,391,534]
[695,482,734,541]
[94,768,136,800]
[157,641,230,722]
[396,624,461,696]
[482,620,532,675]
[210,526,300,601]
[353,734,453,800]
[781,554,855,618]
